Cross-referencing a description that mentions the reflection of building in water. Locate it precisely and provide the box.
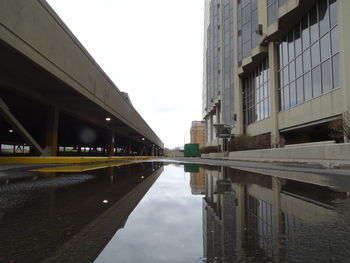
[202,166,349,262]
[190,168,206,195]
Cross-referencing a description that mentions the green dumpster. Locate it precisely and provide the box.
[184,143,200,157]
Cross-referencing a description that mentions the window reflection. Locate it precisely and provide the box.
[202,166,350,262]
[312,65,322,97]
[243,58,270,125]
[237,0,259,65]
[278,0,339,111]
[267,0,289,25]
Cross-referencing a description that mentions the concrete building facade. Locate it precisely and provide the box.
[190,121,206,147]
[203,0,350,147]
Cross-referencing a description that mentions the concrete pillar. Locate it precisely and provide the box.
[338,0,350,113]
[338,0,350,142]
[233,0,244,136]
[269,42,281,147]
[106,132,115,156]
[107,167,115,183]
[234,77,244,135]
[137,144,146,156]
[235,184,246,260]
[43,106,59,156]
[125,140,131,156]
[272,177,284,262]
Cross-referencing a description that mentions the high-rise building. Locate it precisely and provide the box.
[202,0,235,147]
[203,0,350,147]
[190,121,206,147]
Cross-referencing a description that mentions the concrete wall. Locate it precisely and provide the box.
[208,152,228,158]
[248,184,336,224]
[0,0,163,148]
[229,143,350,161]
[278,88,343,130]
[246,117,272,136]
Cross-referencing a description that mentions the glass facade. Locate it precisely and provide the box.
[243,58,271,125]
[278,0,339,111]
[222,0,234,125]
[267,0,289,25]
[247,195,273,257]
[203,0,220,117]
[203,0,235,143]
[237,0,259,66]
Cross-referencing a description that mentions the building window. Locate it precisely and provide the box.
[247,195,273,256]
[278,0,338,111]
[237,0,259,66]
[267,0,289,25]
[243,58,270,125]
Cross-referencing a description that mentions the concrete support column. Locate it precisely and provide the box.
[272,177,284,262]
[106,132,115,156]
[125,141,131,156]
[234,77,244,135]
[233,0,244,136]
[338,0,350,142]
[208,115,212,142]
[43,106,59,156]
[269,42,281,147]
[215,104,221,149]
[235,184,246,260]
[139,145,146,156]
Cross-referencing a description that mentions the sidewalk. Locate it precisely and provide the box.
[200,143,350,169]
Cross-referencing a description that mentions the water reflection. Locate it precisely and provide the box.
[0,162,163,263]
[1,162,350,262]
[186,163,205,195]
[202,165,350,262]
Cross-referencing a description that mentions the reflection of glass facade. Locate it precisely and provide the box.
[278,0,339,111]
[267,0,289,25]
[237,0,259,66]
[243,58,270,125]
[202,166,350,262]
[247,195,273,257]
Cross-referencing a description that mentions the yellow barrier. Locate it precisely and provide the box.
[0,156,160,165]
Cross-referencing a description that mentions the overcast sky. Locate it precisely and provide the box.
[46,0,204,149]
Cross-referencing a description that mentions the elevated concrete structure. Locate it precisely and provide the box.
[0,0,163,156]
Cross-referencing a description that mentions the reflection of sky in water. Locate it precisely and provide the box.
[95,165,203,263]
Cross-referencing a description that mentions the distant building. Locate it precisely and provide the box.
[190,168,206,195]
[190,121,206,147]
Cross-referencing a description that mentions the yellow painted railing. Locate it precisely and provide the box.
[0,156,160,165]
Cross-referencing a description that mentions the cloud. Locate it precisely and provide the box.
[46,0,205,149]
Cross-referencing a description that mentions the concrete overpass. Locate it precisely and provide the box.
[0,0,163,156]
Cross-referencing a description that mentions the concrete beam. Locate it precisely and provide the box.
[0,97,43,154]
